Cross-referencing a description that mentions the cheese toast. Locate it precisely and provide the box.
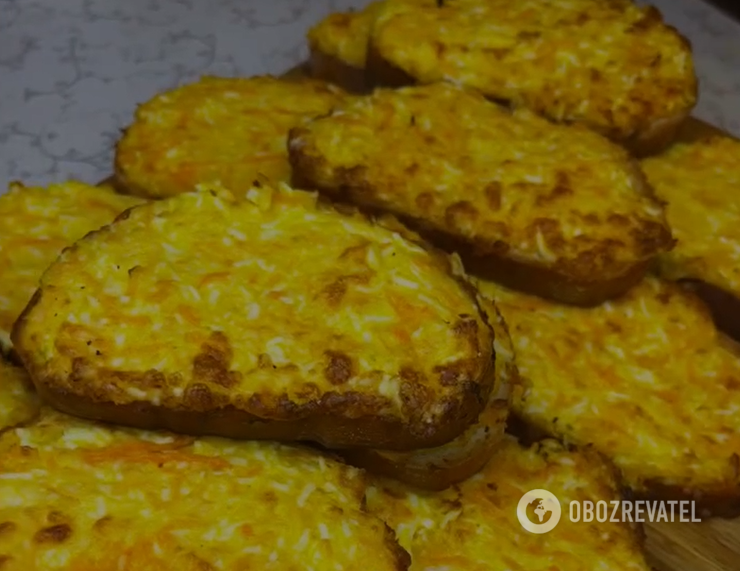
[0,408,410,570]
[365,437,650,571]
[289,83,673,306]
[0,359,39,432]
[0,181,143,354]
[342,297,516,490]
[367,0,697,156]
[12,182,495,450]
[114,76,347,199]
[307,2,383,93]
[641,136,740,339]
[475,276,740,515]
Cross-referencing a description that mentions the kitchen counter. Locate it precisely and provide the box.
[1,0,739,189]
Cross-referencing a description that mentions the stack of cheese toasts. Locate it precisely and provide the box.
[1,1,739,569]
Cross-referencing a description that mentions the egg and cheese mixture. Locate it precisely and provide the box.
[115,76,348,199]
[0,409,409,571]
[642,135,740,298]
[290,83,671,282]
[13,182,491,434]
[476,276,740,496]
[308,2,384,69]
[0,182,142,353]
[370,0,696,141]
[0,360,39,431]
[366,438,650,571]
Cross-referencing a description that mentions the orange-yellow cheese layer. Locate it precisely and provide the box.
[0,409,408,570]
[0,360,39,431]
[476,276,740,497]
[641,135,740,297]
[0,181,142,352]
[115,76,348,198]
[371,0,696,140]
[366,438,649,571]
[308,2,384,69]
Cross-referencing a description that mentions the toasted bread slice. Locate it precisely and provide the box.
[0,408,410,570]
[307,2,383,93]
[641,136,740,338]
[12,182,495,450]
[342,296,516,489]
[289,83,673,306]
[114,76,347,199]
[365,437,649,571]
[0,359,40,431]
[0,181,143,354]
[367,0,696,156]
[475,276,740,515]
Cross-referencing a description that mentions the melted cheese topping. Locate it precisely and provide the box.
[0,181,142,352]
[0,409,406,571]
[290,83,671,280]
[475,276,740,495]
[371,0,696,139]
[641,136,740,297]
[15,183,490,428]
[366,438,649,571]
[115,76,348,199]
[369,297,516,480]
[308,2,384,68]
[0,360,39,431]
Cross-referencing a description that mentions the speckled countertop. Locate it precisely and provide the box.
[1,0,739,189]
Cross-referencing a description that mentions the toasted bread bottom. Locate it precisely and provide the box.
[30,360,493,452]
[309,48,370,94]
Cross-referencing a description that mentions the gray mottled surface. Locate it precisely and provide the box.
[1,0,739,189]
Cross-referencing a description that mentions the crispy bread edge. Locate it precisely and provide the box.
[10,199,498,451]
[289,137,657,306]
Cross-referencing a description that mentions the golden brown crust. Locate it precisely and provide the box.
[12,184,495,450]
[340,297,516,489]
[289,84,673,306]
[23,350,493,451]
[623,109,691,157]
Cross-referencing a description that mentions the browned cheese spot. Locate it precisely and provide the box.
[183,383,215,411]
[34,524,72,544]
[192,331,240,388]
[93,516,112,531]
[484,182,502,211]
[0,523,15,537]
[445,201,478,230]
[324,351,354,385]
[399,378,433,420]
